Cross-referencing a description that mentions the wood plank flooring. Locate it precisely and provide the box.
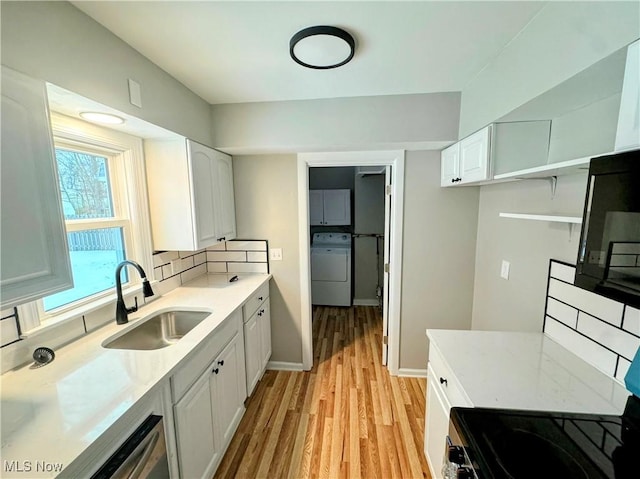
[214,305,430,479]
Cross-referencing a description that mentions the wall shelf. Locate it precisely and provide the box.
[499,212,582,238]
[492,154,602,180]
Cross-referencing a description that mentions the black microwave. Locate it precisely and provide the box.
[575,148,640,308]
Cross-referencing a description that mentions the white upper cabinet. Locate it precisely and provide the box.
[309,189,351,225]
[615,39,640,152]
[145,138,236,251]
[0,66,72,308]
[441,120,551,187]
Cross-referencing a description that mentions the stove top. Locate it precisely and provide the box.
[449,395,640,479]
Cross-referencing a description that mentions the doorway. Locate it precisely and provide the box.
[297,151,405,375]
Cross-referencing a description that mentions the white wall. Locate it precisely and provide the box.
[1,1,213,145]
[471,174,588,332]
[459,1,640,137]
[400,151,479,369]
[232,154,303,364]
[211,92,460,154]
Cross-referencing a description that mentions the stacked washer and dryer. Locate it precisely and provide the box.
[310,232,352,306]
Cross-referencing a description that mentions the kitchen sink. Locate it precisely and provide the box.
[103,310,210,350]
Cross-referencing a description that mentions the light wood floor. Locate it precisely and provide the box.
[214,305,430,479]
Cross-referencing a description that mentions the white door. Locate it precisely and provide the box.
[309,189,324,225]
[213,151,237,241]
[382,166,392,365]
[213,334,245,448]
[459,126,490,184]
[440,143,460,186]
[323,189,351,225]
[244,313,261,396]
[189,140,218,248]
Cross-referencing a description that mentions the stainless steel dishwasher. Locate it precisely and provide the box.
[91,415,170,479]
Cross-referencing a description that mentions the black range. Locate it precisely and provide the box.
[447,395,640,479]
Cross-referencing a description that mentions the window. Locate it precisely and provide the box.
[19,113,153,330]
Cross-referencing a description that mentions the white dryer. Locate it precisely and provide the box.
[311,233,352,306]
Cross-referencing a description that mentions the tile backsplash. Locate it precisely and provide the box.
[0,308,21,348]
[206,240,269,274]
[544,260,640,383]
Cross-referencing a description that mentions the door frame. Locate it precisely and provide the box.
[297,150,405,375]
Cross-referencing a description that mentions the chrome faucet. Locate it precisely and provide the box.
[115,260,154,325]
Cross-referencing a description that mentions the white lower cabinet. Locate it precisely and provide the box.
[171,310,247,479]
[243,282,272,396]
[424,346,472,479]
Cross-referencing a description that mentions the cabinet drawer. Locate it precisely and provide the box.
[172,310,241,401]
[243,282,269,320]
[428,344,471,408]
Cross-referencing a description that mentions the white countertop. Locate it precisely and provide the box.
[0,273,270,478]
[427,329,631,415]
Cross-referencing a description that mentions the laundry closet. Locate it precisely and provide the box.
[308,166,385,308]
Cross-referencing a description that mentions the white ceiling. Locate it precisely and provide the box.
[72,1,547,105]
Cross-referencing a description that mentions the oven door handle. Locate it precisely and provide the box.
[124,430,160,479]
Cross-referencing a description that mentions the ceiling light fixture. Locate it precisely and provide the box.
[290,26,355,70]
[79,112,125,125]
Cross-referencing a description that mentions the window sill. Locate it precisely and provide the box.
[20,281,159,339]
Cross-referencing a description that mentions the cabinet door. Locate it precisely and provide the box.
[459,126,491,184]
[174,370,219,479]
[213,151,237,241]
[188,140,219,249]
[0,66,72,308]
[244,312,261,396]
[323,189,351,225]
[440,143,460,187]
[309,189,324,225]
[258,299,272,371]
[425,369,450,479]
[615,40,640,152]
[212,334,246,449]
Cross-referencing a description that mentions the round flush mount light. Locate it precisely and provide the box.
[79,111,125,125]
[290,26,355,69]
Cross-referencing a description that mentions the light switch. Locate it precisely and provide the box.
[270,248,283,261]
[501,260,510,280]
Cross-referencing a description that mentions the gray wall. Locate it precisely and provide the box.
[232,154,302,364]
[400,151,480,369]
[459,1,639,137]
[1,1,213,145]
[211,92,460,154]
[471,174,588,332]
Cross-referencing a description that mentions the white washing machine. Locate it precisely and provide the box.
[311,232,352,306]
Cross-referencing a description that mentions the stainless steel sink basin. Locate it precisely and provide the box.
[103,310,210,350]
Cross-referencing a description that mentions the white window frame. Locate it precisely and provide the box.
[18,113,154,332]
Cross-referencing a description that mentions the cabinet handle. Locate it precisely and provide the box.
[258,296,263,301]
[218,360,224,366]
[439,377,448,386]
[451,178,456,183]
[212,368,219,374]
[217,236,226,242]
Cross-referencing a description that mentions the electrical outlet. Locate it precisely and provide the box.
[270,248,283,261]
[501,260,510,280]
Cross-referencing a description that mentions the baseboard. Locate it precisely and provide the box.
[267,361,305,371]
[353,299,379,306]
[397,368,427,378]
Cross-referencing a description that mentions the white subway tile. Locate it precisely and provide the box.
[207,243,226,251]
[615,357,632,382]
[550,262,575,283]
[84,304,115,332]
[179,249,204,259]
[152,251,179,267]
[247,251,268,262]
[623,306,640,337]
[0,318,20,347]
[545,318,618,376]
[577,312,640,361]
[207,262,228,273]
[153,266,164,281]
[227,262,269,274]
[548,278,624,327]
[546,298,578,329]
[180,256,195,272]
[1,308,15,319]
[193,252,207,266]
[154,275,181,296]
[207,251,246,262]
[226,240,267,251]
[609,255,637,267]
[162,265,173,279]
[181,264,207,284]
